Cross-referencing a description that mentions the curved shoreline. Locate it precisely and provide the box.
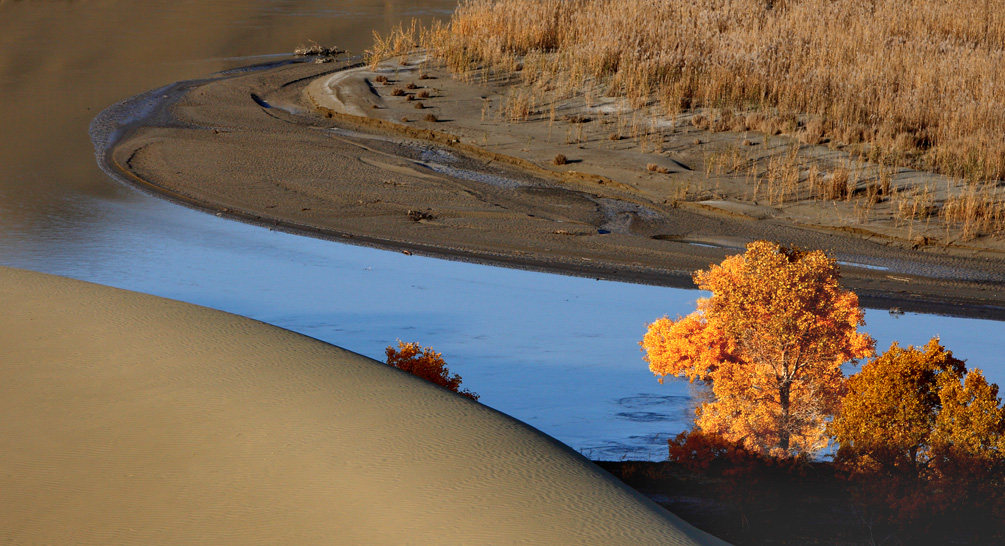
[95,59,1005,321]
[0,265,725,545]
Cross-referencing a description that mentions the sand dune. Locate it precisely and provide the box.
[0,266,725,545]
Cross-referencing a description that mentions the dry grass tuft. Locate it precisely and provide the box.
[390,88,406,97]
[424,113,439,122]
[553,153,568,165]
[799,119,825,146]
[822,168,851,201]
[940,183,1005,240]
[647,163,671,174]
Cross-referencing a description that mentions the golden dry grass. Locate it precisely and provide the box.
[410,0,1005,179]
[368,0,1005,240]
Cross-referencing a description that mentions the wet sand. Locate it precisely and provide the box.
[0,265,726,545]
[99,58,1005,320]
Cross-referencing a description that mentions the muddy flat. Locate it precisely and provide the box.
[98,57,1005,319]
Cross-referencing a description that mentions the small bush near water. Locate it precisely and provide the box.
[384,341,478,400]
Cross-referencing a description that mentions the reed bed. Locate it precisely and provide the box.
[369,0,1005,240]
[398,0,1005,182]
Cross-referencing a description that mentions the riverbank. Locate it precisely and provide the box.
[98,58,1005,320]
[0,265,724,545]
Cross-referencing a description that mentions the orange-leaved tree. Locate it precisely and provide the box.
[829,338,1005,540]
[642,241,875,457]
[385,341,479,400]
[831,337,1005,471]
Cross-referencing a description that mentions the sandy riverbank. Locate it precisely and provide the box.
[97,57,1005,319]
[0,265,725,545]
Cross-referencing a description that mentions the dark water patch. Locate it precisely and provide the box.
[616,393,691,409]
[616,411,676,423]
[250,92,272,108]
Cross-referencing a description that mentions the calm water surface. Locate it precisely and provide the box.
[1,0,1002,460]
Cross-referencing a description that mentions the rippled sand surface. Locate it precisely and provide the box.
[0,266,725,545]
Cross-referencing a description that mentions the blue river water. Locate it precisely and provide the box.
[3,184,1001,460]
[1,0,1002,460]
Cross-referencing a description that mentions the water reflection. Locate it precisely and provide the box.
[0,0,456,214]
[1,0,1003,460]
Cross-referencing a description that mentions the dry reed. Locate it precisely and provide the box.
[367,0,1005,239]
[378,0,1005,184]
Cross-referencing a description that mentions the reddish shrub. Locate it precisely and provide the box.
[385,341,478,400]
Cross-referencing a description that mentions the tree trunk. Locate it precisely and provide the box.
[779,381,791,452]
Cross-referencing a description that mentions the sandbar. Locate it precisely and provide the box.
[95,58,1005,319]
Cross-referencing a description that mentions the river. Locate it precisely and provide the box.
[1,0,1001,460]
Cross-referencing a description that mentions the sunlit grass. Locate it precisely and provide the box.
[368,0,1005,240]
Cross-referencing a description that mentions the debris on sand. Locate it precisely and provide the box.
[294,40,342,57]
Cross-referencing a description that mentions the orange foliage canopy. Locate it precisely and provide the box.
[385,341,479,400]
[642,241,875,457]
[830,338,1005,537]
[832,337,1005,471]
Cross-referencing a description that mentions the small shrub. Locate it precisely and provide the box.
[405,82,418,89]
[385,341,478,400]
[374,75,389,83]
[424,113,439,122]
[647,163,670,174]
[553,153,568,165]
[691,114,710,130]
[390,88,406,96]
[416,90,430,98]
[414,102,425,109]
